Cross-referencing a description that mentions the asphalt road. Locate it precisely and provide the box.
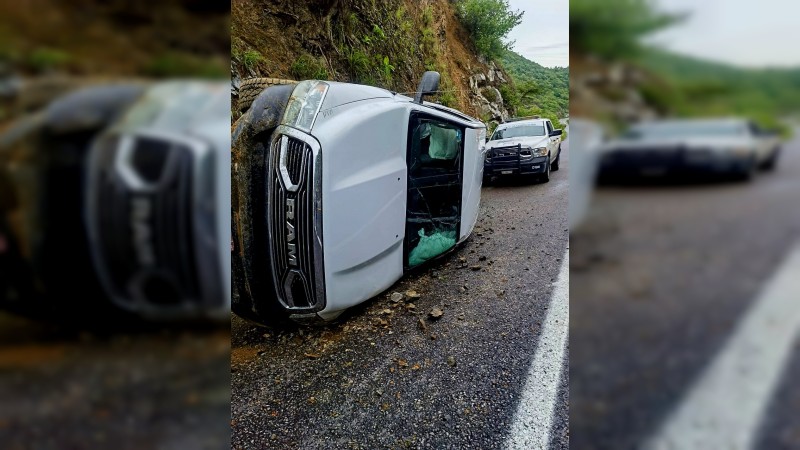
[570,133,800,449]
[231,142,570,449]
[0,317,231,450]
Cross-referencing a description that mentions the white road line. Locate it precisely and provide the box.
[643,241,800,450]
[506,250,569,450]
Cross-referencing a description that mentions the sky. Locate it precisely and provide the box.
[647,0,800,68]
[505,0,569,68]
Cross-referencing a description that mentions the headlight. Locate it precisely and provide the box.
[532,147,548,157]
[282,80,329,132]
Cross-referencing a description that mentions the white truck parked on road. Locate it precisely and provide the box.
[484,116,564,182]
[599,117,782,181]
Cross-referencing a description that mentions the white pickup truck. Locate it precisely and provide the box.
[232,72,487,326]
[484,117,564,182]
[599,117,781,181]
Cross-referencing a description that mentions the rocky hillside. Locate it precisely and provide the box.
[231,0,512,123]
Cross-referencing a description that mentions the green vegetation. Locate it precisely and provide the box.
[499,50,569,119]
[634,50,799,136]
[242,49,264,71]
[344,46,372,83]
[571,0,684,59]
[571,0,797,136]
[456,0,523,59]
[290,54,329,80]
[146,53,227,78]
[379,55,395,83]
[28,48,71,72]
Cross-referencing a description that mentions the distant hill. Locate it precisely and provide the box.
[500,50,569,118]
[635,49,800,126]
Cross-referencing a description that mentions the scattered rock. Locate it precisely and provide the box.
[470,265,482,271]
[405,290,421,299]
[418,318,428,331]
[390,292,404,303]
[447,356,456,367]
[429,307,444,319]
[304,353,321,359]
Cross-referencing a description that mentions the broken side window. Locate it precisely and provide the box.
[405,114,465,267]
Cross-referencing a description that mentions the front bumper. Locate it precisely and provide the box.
[599,148,752,177]
[485,155,548,176]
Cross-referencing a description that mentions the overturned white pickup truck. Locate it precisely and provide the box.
[232,72,487,326]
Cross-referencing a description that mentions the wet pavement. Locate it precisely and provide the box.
[0,315,230,450]
[570,133,800,449]
[231,144,570,449]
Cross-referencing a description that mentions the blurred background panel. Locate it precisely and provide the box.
[569,0,800,449]
[0,1,230,449]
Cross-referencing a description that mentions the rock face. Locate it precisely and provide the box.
[467,61,510,124]
[571,56,660,123]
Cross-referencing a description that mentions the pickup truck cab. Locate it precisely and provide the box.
[484,117,563,182]
[232,72,487,326]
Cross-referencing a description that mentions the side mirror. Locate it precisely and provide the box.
[550,129,563,137]
[414,71,441,104]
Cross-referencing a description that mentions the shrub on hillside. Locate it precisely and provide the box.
[456,0,523,60]
[291,54,329,80]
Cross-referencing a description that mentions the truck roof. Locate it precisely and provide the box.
[496,118,547,130]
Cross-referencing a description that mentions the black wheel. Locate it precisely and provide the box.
[732,156,756,181]
[552,145,561,171]
[760,147,780,171]
[541,155,551,183]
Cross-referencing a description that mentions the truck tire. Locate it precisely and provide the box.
[236,77,296,114]
[231,83,297,328]
[541,155,551,183]
[760,146,780,171]
[0,84,146,325]
[732,156,756,181]
[552,145,561,171]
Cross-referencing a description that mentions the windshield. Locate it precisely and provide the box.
[491,124,546,140]
[623,122,747,139]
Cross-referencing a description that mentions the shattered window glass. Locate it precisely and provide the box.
[405,115,464,267]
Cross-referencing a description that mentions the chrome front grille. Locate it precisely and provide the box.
[284,137,305,185]
[91,135,199,306]
[268,131,325,311]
